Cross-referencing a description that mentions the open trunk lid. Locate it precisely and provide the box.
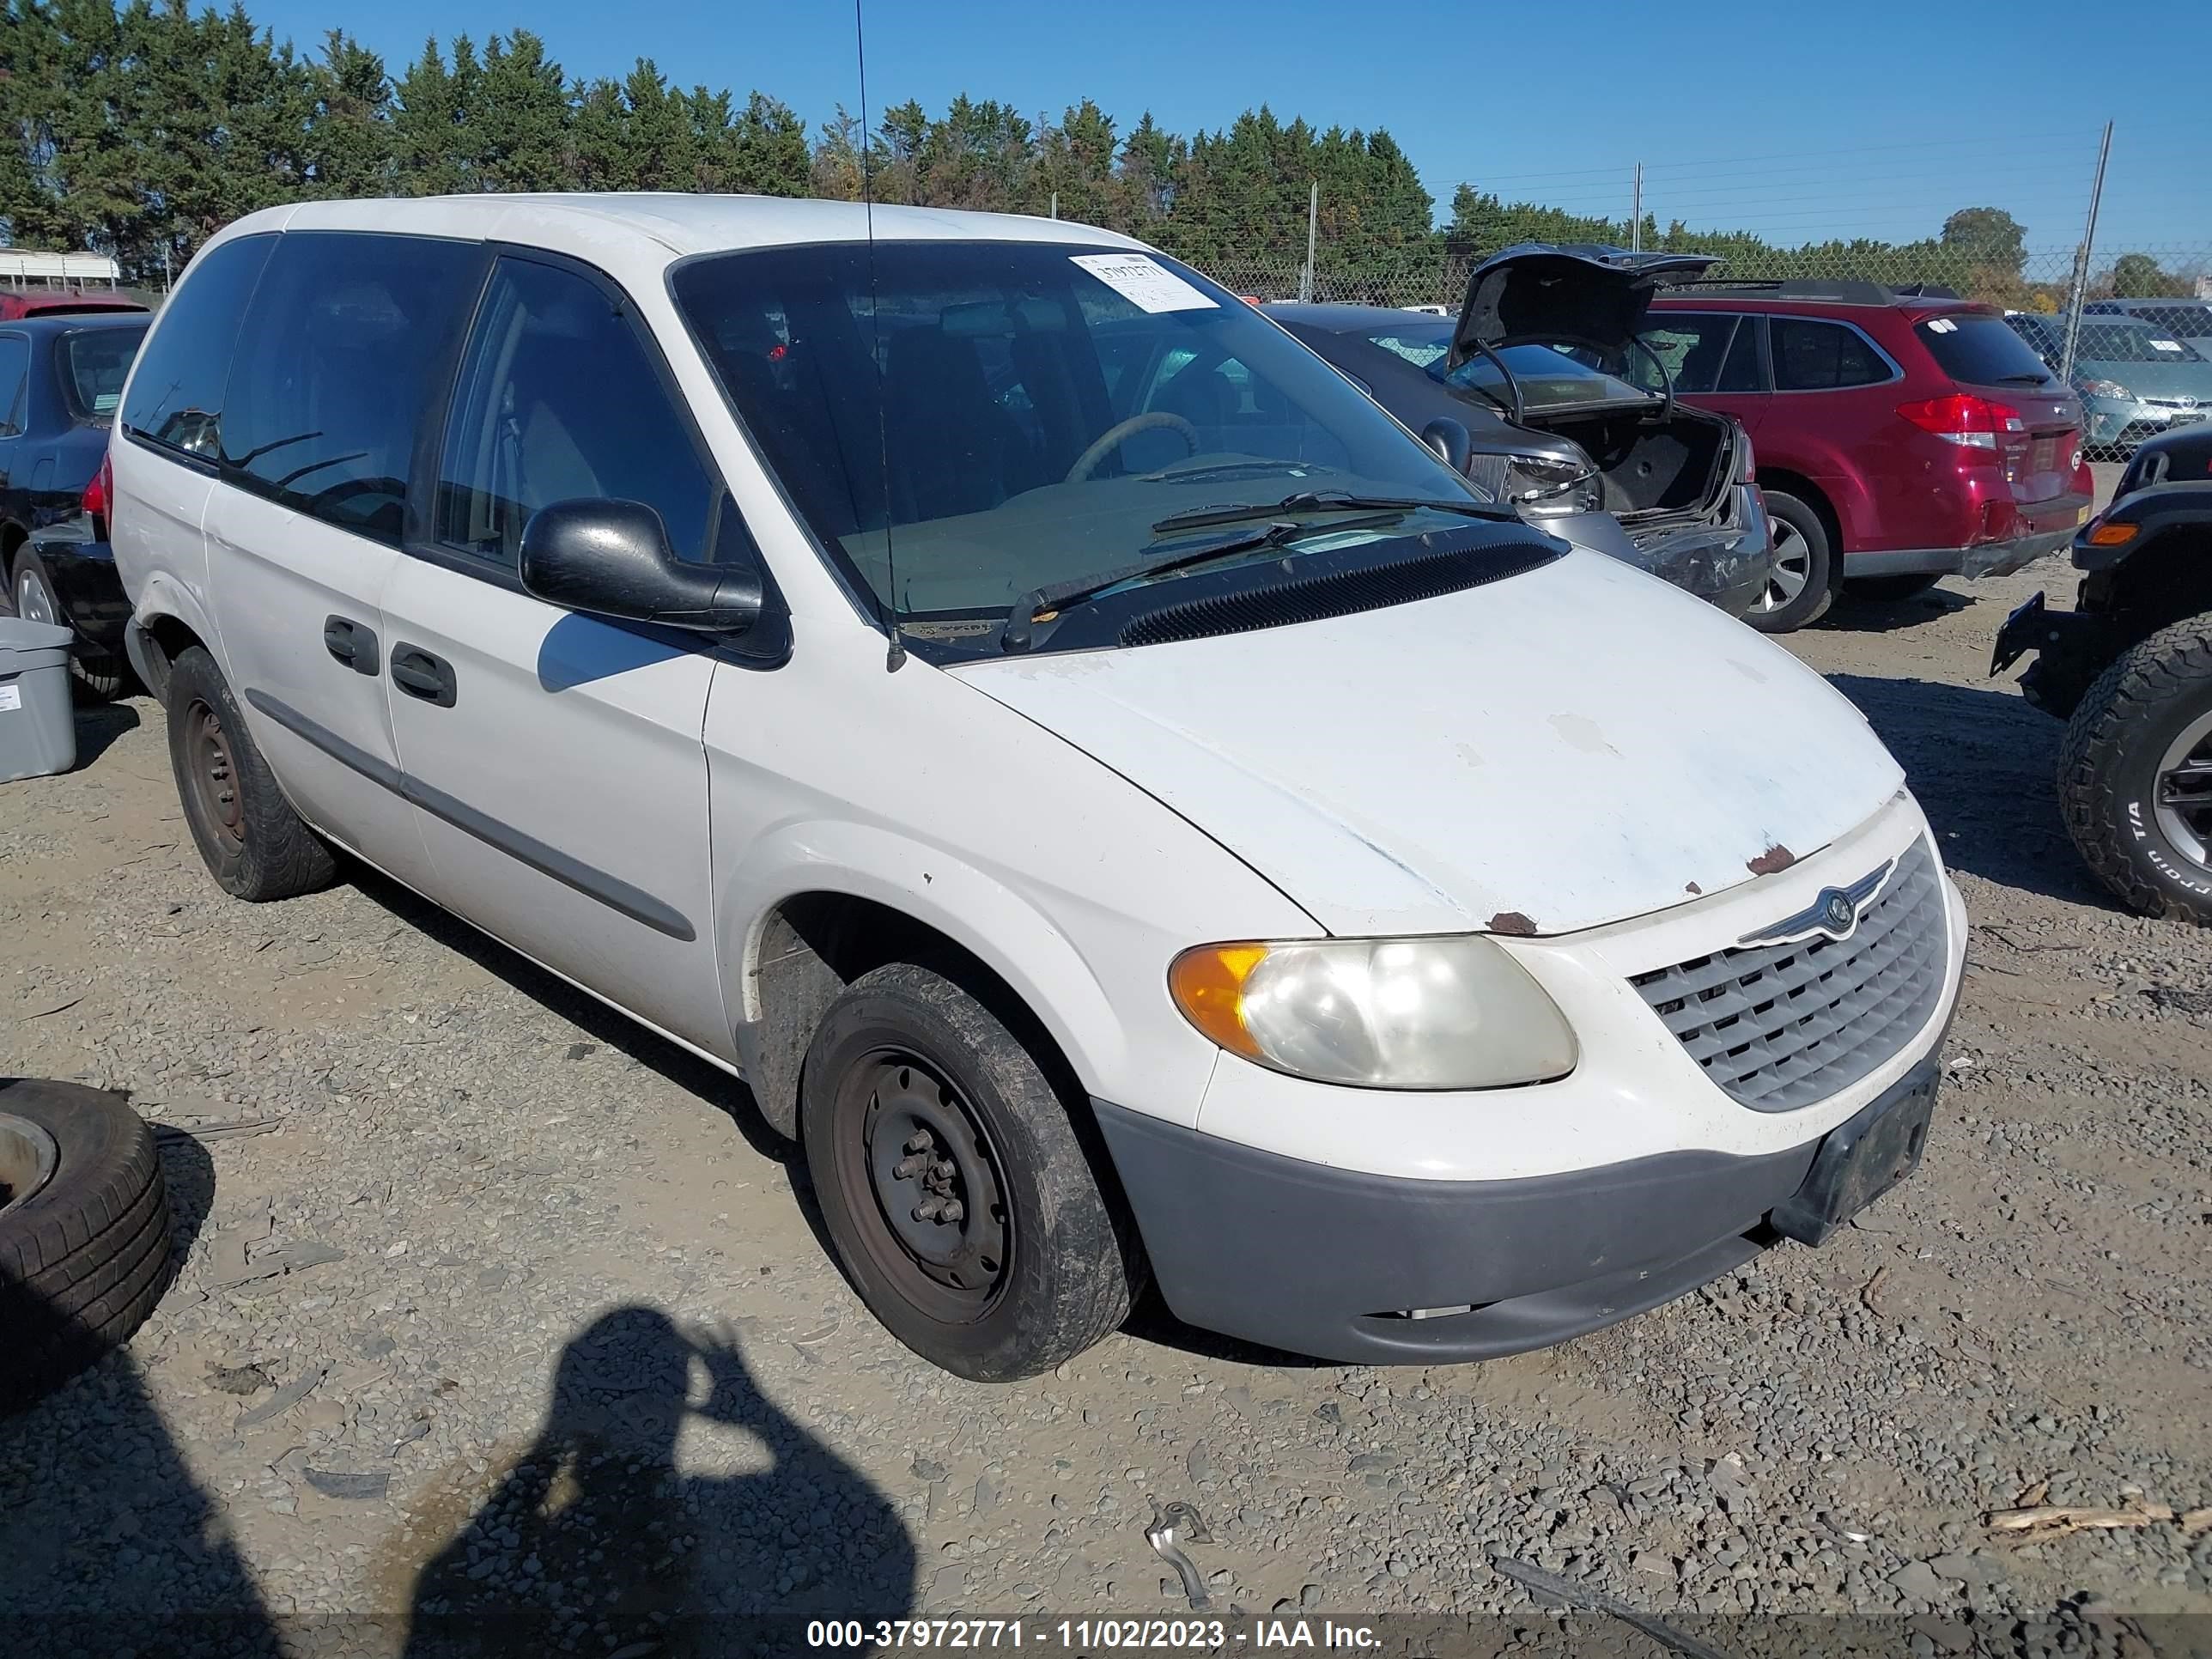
[1451,244,1720,366]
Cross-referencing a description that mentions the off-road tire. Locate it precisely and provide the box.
[1746,489,1836,634]
[166,645,337,902]
[0,1080,174,1412]
[2057,614,2212,926]
[9,546,128,701]
[801,963,1144,1381]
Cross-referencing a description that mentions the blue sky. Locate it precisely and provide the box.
[246,0,2212,254]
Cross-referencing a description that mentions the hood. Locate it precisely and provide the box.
[952,552,1905,939]
[2078,355,2212,401]
[1451,243,1718,368]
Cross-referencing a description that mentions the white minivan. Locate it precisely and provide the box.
[110,196,1966,1380]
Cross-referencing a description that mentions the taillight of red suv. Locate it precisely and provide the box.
[1895,394,2026,450]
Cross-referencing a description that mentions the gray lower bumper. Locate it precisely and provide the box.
[1852,525,2078,581]
[1095,1053,1942,1364]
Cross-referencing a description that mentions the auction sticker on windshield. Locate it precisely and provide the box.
[1071,253,1218,314]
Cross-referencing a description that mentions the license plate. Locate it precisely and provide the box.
[1990,590,2047,677]
[2078,505,2091,525]
[1770,1073,1938,1247]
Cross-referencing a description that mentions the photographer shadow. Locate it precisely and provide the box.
[402,1305,915,1657]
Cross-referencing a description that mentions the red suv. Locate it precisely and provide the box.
[1644,281,2090,630]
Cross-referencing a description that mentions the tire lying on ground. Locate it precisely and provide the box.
[0,1080,174,1411]
[2058,614,2212,927]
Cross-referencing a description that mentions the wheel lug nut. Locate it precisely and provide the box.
[931,1158,956,1181]
[904,1132,933,1155]
[892,1152,929,1180]
[938,1199,964,1224]
[912,1199,943,1223]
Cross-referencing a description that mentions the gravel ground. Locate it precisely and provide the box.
[4,486,2209,1655]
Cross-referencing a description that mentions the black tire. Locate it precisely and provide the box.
[2057,614,2212,926]
[1745,489,1836,634]
[800,963,1142,1381]
[166,644,337,901]
[1845,573,1942,604]
[0,1080,174,1413]
[9,546,128,702]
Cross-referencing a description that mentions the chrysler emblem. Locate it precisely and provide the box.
[1738,857,1895,948]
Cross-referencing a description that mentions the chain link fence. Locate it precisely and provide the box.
[1192,243,2212,314]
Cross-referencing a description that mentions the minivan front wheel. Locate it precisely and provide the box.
[165,646,337,902]
[801,963,1141,1380]
[1745,490,1835,634]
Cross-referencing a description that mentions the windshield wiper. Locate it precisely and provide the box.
[1002,514,1399,653]
[1151,491,1510,536]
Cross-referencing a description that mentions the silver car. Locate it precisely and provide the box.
[2006,312,2212,456]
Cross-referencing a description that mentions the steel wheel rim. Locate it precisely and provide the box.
[185,699,246,848]
[2152,704,2212,870]
[1755,521,1811,612]
[838,1048,1011,1323]
[15,566,57,627]
[0,1113,59,1218]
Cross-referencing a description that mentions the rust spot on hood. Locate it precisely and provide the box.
[1488,911,1539,936]
[1684,881,1703,896]
[1747,843,1797,877]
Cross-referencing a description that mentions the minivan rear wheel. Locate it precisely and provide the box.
[1745,490,1835,634]
[800,963,1142,1380]
[166,646,337,902]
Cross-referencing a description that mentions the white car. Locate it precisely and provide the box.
[110,195,1966,1380]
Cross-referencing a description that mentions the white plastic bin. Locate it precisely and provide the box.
[0,617,77,782]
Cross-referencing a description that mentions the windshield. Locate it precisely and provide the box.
[2075,321,2205,364]
[1356,315,1654,410]
[2115,303,2212,337]
[672,241,1480,622]
[58,325,147,422]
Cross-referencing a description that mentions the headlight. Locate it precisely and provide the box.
[1168,936,1578,1090]
[1502,454,1602,515]
[2078,379,2133,401]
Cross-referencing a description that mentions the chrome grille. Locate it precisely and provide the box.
[1630,839,1946,1112]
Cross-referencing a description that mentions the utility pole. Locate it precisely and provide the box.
[1632,162,1643,252]
[1300,180,1318,302]
[2061,121,2114,385]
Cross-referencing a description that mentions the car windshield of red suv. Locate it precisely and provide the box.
[1914,314,2059,387]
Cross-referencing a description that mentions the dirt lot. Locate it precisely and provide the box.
[4,495,2209,1655]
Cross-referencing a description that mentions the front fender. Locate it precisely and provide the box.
[720,818,1208,1115]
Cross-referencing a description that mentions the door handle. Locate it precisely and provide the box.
[323,615,379,676]
[390,645,457,708]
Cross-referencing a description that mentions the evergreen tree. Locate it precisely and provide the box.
[304,30,394,198]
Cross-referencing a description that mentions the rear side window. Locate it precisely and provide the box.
[222,233,482,545]
[1771,319,1892,391]
[120,234,275,460]
[59,326,147,421]
[1634,313,1739,393]
[0,334,27,434]
[434,256,718,568]
[1913,314,2055,387]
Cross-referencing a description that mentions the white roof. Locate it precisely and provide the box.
[219,192,1146,263]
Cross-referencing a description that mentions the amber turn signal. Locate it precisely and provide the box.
[1166,944,1269,1062]
[2086,521,2138,546]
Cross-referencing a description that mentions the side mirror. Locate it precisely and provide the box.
[520,499,762,635]
[1421,416,1473,474]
